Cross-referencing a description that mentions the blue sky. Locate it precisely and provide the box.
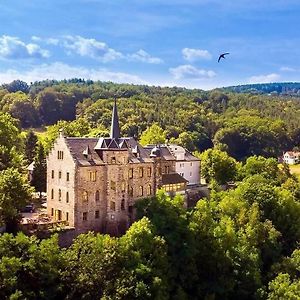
[0,0,299,90]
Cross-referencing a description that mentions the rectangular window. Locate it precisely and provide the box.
[129,168,133,179]
[66,212,69,221]
[111,181,116,191]
[59,171,62,179]
[121,181,126,192]
[139,186,143,197]
[66,192,69,203]
[51,189,54,199]
[51,170,54,179]
[58,189,62,201]
[57,210,62,221]
[147,167,152,177]
[110,201,116,211]
[57,151,64,160]
[147,185,152,195]
[139,167,143,178]
[66,172,70,181]
[89,171,96,182]
[83,191,88,202]
[95,210,100,219]
[111,156,116,164]
[83,212,88,221]
[129,186,134,197]
[51,208,54,216]
[190,162,193,167]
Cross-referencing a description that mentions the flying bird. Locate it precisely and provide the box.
[218,52,230,62]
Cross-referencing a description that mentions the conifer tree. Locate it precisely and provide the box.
[31,142,46,198]
[25,130,38,163]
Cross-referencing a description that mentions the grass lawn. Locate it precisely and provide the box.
[21,127,47,140]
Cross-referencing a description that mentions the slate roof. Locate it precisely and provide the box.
[144,144,200,161]
[65,137,104,166]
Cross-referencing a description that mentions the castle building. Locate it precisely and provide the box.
[47,99,200,235]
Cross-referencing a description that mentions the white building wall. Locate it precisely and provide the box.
[168,144,200,185]
[176,160,200,185]
[283,157,296,165]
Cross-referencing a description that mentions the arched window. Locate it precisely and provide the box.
[83,191,88,202]
[95,190,100,202]
[66,192,69,203]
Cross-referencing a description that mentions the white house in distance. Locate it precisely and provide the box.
[283,151,300,165]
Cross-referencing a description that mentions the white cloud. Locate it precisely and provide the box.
[248,73,280,83]
[0,35,50,59]
[46,38,60,46]
[63,36,163,64]
[0,62,148,85]
[169,64,216,79]
[128,49,163,64]
[280,66,297,72]
[182,48,212,61]
[63,35,123,62]
[31,36,59,45]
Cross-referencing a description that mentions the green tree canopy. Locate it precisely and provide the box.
[139,124,166,146]
[0,168,33,231]
[200,148,237,185]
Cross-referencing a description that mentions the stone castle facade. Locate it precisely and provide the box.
[47,99,200,235]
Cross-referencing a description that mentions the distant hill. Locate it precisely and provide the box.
[221,82,300,96]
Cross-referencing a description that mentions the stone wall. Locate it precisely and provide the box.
[47,135,76,227]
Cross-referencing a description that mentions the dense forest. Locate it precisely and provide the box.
[222,82,300,96]
[2,79,300,298]
[1,79,300,161]
[1,158,300,299]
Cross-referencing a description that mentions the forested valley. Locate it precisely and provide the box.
[1,79,300,299]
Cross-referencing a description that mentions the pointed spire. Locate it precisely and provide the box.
[110,97,120,139]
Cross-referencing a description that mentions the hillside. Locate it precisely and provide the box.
[221,82,300,96]
[2,79,300,160]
